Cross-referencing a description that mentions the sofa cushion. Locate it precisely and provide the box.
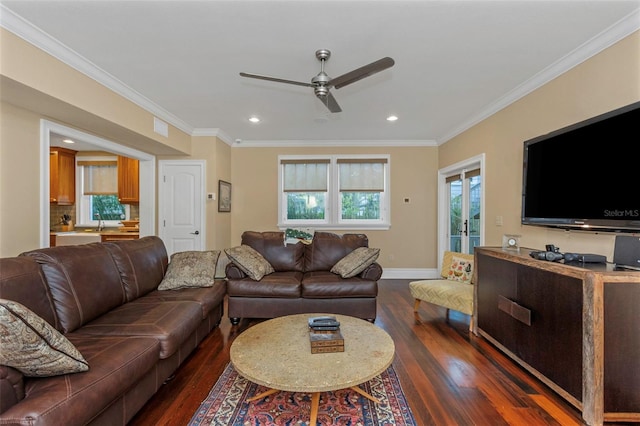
[0,257,60,331]
[72,299,202,359]
[2,335,160,426]
[225,245,275,281]
[301,271,378,298]
[21,244,127,333]
[0,299,88,377]
[104,236,169,300]
[241,231,305,272]
[331,247,380,278]
[141,281,227,320]
[226,272,303,298]
[158,250,220,290]
[304,232,369,272]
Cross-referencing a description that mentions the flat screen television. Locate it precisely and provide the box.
[522,101,640,232]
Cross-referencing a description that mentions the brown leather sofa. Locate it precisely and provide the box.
[0,236,225,426]
[226,231,382,325]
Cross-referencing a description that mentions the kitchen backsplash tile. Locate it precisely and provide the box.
[50,204,140,231]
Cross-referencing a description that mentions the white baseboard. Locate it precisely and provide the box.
[380,268,439,280]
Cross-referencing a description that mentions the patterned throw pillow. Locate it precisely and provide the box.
[447,255,474,283]
[331,247,380,278]
[0,299,89,377]
[158,250,220,290]
[224,245,275,281]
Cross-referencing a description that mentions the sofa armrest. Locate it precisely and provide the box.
[0,365,25,414]
[225,262,247,280]
[360,262,383,281]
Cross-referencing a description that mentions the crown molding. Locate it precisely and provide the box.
[192,128,234,146]
[438,8,640,145]
[0,4,195,135]
[232,139,437,148]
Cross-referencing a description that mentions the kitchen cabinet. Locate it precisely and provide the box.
[117,155,139,204]
[100,233,139,242]
[475,247,640,425]
[50,147,76,205]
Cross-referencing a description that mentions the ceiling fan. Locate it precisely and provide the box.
[239,49,394,113]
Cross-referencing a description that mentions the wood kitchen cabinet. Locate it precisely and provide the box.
[475,247,640,425]
[117,155,139,204]
[100,233,139,242]
[50,147,76,205]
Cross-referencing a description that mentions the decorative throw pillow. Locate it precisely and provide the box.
[158,250,220,290]
[224,245,275,281]
[447,255,474,283]
[331,247,380,279]
[0,299,89,377]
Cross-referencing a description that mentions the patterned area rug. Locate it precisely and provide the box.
[188,363,417,426]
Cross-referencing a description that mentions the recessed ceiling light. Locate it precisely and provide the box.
[386,115,398,122]
[63,139,75,144]
[249,116,260,123]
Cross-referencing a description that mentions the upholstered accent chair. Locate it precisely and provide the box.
[409,251,475,331]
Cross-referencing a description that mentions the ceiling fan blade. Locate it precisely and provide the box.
[239,72,313,88]
[317,91,342,113]
[329,57,395,89]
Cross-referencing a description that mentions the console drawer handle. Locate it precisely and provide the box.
[498,295,532,326]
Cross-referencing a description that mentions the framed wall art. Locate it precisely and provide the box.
[218,180,232,212]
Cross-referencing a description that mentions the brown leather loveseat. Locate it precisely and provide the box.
[225,231,382,325]
[0,236,225,425]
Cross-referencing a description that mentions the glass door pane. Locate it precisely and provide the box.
[448,178,463,253]
[467,175,481,254]
[446,171,482,255]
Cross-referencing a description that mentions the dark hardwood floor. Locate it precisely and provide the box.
[129,279,597,425]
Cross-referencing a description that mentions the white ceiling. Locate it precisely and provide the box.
[1,1,639,146]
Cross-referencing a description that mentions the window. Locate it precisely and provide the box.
[76,158,129,226]
[279,155,390,229]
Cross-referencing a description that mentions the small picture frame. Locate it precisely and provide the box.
[218,180,231,212]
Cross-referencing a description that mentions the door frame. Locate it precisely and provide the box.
[437,153,485,266]
[40,120,156,247]
[157,159,206,253]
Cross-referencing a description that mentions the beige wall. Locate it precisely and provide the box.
[230,145,439,268]
[439,31,640,260]
[215,139,232,250]
[0,102,42,255]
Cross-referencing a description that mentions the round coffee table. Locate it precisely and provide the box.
[230,313,395,425]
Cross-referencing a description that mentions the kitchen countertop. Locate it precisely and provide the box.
[50,230,139,236]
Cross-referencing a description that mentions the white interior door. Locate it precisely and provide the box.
[158,160,205,256]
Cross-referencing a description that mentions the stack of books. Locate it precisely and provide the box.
[308,316,344,354]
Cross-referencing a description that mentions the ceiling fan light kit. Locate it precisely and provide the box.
[240,49,394,113]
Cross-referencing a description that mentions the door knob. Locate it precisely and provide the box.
[191,230,200,235]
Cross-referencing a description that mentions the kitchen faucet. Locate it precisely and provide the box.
[95,212,104,231]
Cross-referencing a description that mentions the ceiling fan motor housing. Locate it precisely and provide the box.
[314,86,329,98]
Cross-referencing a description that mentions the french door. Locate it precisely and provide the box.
[438,155,484,256]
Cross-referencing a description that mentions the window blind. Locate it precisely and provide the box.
[337,159,387,192]
[282,159,329,192]
[445,168,480,183]
[79,161,117,195]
